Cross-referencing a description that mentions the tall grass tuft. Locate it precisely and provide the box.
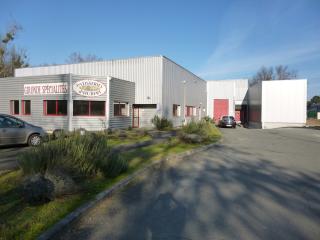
[18,132,128,179]
[151,115,173,130]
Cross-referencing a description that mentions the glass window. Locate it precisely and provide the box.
[3,116,24,128]
[0,116,5,128]
[57,100,67,115]
[173,104,181,117]
[44,100,67,115]
[73,101,105,116]
[22,100,31,115]
[90,101,105,116]
[10,100,19,115]
[73,101,89,116]
[114,102,128,116]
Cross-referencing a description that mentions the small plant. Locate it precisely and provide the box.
[151,115,173,130]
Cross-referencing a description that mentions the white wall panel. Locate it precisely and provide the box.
[262,79,307,128]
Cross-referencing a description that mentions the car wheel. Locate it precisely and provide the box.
[28,134,42,146]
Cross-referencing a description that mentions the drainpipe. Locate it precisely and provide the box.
[68,74,73,132]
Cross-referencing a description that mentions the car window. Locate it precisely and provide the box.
[0,116,6,128]
[3,116,24,128]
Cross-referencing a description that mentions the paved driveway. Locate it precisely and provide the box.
[56,128,320,240]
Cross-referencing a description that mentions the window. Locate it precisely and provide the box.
[10,100,19,115]
[44,100,67,116]
[1,116,24,128]
[22,100,31,115]
[185,106,196,117]
[173,104,181,117]
[73,100,105,116]
[114,102,129,116]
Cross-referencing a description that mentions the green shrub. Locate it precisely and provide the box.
[151,115,173,130]
[179,120,221,143]
[18,132,128,179]
[202,116,215,124]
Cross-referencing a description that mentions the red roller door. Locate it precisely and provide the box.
[214,99,229,123]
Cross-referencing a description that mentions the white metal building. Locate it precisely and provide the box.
[4,55,207,130]
[207,79,248,124]
[248,79,307,129]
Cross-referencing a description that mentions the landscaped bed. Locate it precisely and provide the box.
[0,120,221,239]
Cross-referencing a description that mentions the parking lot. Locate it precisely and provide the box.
[56,127,320,240]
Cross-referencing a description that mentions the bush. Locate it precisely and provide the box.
[202,116,215,124]
[179,120,221,143]
[151,115,173,130]
[18,132,128,179]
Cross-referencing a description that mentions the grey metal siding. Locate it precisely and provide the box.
[162,57,207,126]
[15,56,163,106]
[248,82,262,128]
[109,78,135,129]
[71,75,109,131]
[0,75,69,131]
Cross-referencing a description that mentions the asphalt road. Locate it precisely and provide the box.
[0,145,27,172]
[54,127,319,239]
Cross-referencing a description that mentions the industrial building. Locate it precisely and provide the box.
[0,55,308,131]
[0,56,207,131]
[207,79,248,124]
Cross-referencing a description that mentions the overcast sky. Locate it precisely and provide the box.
[1,0,319,98]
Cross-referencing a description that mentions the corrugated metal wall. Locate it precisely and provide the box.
[248,81,262,128]
[71,75,109,131]
[261,79,307,129]
[15,56,163,105]
[207,79,248,119]
[162,57,207,126]
[109,78,135,129]
[0,74,69,131]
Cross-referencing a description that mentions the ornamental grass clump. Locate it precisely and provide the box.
[18,132,128,179]
[179,120,221,143]
[151,115,173,130]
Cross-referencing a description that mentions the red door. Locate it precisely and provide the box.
[213,99,229,123]
[235,110,241,122]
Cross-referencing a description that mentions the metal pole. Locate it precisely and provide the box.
[183,80,186,125]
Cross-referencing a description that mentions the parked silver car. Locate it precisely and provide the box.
[0,114,47,146]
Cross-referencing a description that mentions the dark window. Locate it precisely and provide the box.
[10,100,19,115]
[44,100,67,116]
[90,101,105,116]
[73,101,89,116]
[185,106,194,117]
[22,100,31,115]
[173,104,180,117]
[114,102,128,116]
[0,116,5,128]
[73,101,105,116]
[3,116,24,128]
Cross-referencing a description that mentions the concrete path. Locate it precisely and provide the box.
[56,127,320,240]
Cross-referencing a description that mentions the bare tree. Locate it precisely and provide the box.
[251,66,274,84]
[0,23,29,78]
[65,52,102,64]
[275,65,297,80]
[251,65,298,85]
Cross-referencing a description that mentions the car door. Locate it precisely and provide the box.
[1,116,27,145]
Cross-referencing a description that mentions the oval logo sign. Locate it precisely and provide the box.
[73,80,106,97]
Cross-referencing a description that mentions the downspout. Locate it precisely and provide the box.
[68,74,73,132]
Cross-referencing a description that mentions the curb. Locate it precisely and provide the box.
[37,141,220,240]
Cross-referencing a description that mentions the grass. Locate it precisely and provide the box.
[107,130,151,147]
[0,135,220,239]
